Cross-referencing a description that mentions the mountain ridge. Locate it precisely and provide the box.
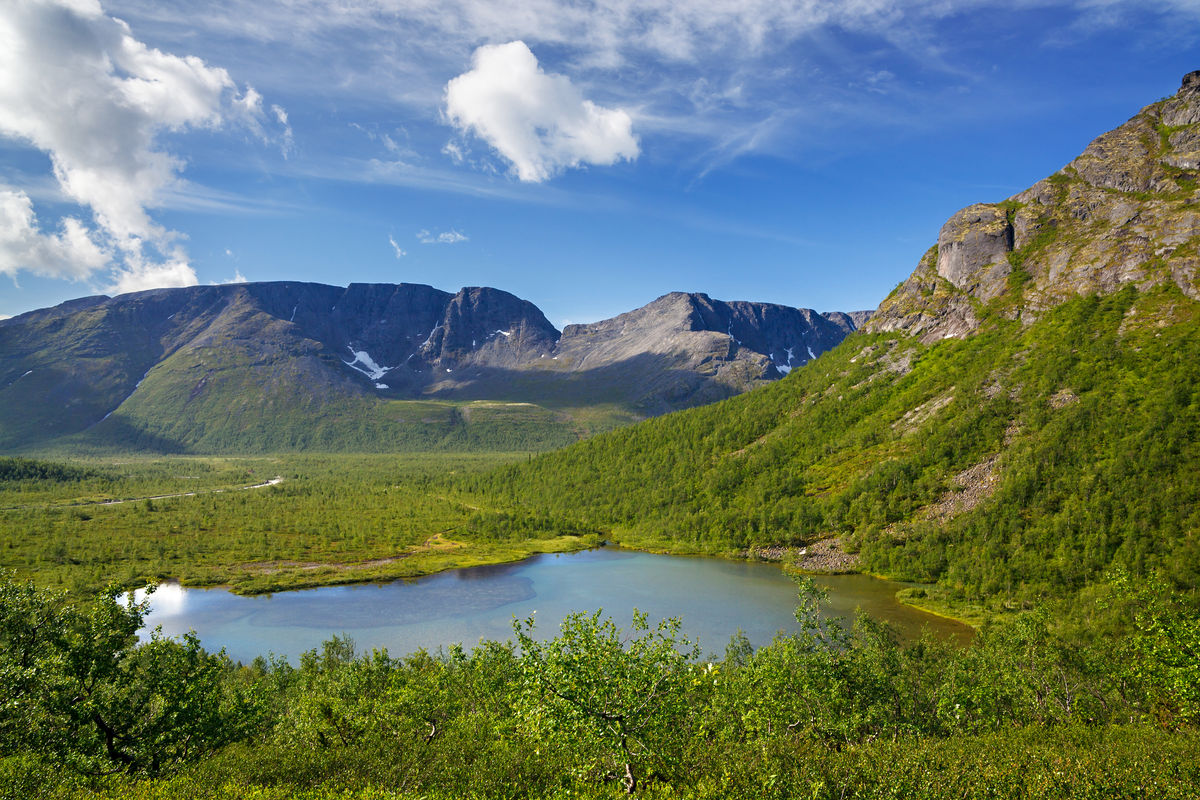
[867,70,1200,342]
[0,282,868,452]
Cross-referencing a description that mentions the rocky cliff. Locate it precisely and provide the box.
[868,71,1200,341]
[556,292,853,377]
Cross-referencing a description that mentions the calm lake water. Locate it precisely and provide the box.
[138,548,971,663]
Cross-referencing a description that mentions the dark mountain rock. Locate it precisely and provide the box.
[556,292,847,379]
[820,310,873,335]
[419,286,559,369]
[0,282,860,451]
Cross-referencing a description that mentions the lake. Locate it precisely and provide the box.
[137,548,972,663]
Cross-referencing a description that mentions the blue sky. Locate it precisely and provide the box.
[1,0,1198,326]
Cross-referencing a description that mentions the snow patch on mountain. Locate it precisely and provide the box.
[344,347,391,381]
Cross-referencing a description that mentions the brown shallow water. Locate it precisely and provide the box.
[138,548,973,663]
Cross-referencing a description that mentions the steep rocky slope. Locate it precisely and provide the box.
[426,291,858,416]
[0,283,862,452]
[869,71,1200,341]
[556,292,849,378]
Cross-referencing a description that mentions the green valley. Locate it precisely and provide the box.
[3,65,1200,800]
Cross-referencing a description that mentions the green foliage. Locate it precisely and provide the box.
[51,396,585,456]
[1111,572,1200,726]
[514,610,700,793]
[0,457,96,484]
[0,577,258,777]
[0,453,596,596]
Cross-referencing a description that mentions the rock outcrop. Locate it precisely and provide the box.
[868,71,1200,342]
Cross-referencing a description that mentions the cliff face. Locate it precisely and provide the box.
[419,287,559,370]
[868,71,1200,342]
[0,282,860,450]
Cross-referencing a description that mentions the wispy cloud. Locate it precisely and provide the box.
[271,104,294,157]
[103,0,1200,170]
[417,229,468,245]
[388,234,406,257]
[157,180,307,216]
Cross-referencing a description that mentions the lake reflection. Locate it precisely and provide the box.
[139,548,971,663]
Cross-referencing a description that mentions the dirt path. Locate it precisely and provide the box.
[3,476,285,511]
[95,475,284,506]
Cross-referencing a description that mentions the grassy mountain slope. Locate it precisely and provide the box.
[1,282,861,454]
[74,293,582,454]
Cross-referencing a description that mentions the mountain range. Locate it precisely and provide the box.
[0,282,865,453]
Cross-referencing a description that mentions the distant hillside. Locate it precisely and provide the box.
[466,73,1200,608]
[0,282,864,453]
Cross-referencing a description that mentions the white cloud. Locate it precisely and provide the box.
[271,104,294,157]
[444,41,638,182]
[109,257,200,295]
[0,187,110,280]
[214,268,247,284]
[98,0,1200,179]
[388,234,406,257]
[442,140,466,164]
[0,0,279,294]
[417,228,468,244]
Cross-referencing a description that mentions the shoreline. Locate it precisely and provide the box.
[150,535,980,634]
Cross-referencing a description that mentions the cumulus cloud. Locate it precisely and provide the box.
[388,234,406,257]
[417,229,468,244]
[0,187,110,280]
[444,41,638,182]
[109,257,200,295]
[0,0,277,294]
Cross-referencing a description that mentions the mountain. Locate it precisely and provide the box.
[868,71,1200,341]
[468,73,1200,609]
[0,282,864,453]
